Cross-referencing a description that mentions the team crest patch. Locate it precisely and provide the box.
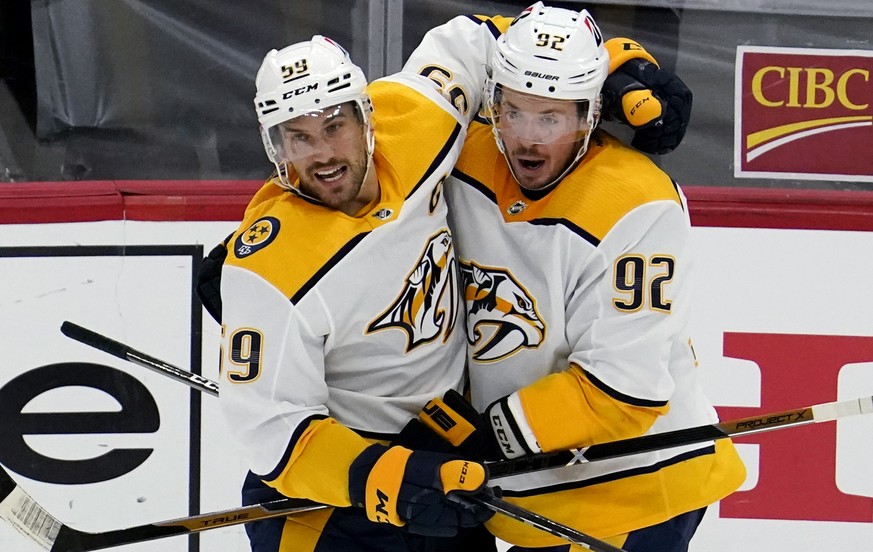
[372,208,394,220]
[234,217,280,258]
[507,200,528,215]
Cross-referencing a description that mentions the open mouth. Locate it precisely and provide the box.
[517,158,545,172]
[315,166,347,183]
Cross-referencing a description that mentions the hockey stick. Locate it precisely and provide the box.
[60,321,219,397]
[54,322,624,551]
[61,320,873,478]
[0,465,323,552]
[0,463,622,552]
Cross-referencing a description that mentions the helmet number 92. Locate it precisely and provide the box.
[282,59,310,82]
[536,33,566,51]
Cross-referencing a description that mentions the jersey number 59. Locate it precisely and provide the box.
[224,328,264,383]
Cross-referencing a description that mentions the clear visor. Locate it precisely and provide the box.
[263,101,367,164]
[490,86,593,146]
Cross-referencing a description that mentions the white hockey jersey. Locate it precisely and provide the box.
[445,125,746,544]
[219,72,478,507]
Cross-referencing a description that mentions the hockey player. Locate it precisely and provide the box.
[217,36,496,552]
[402,3,748,551]
[205,7,701,552]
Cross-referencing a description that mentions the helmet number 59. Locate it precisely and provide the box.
[282,59,310,81]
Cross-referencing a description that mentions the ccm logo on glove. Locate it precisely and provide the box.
[348,444,492,536]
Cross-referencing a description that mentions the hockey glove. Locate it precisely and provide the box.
[196,233,231,323]
[416,390,502,461]
[602,38,693,154]
[393,417,458,455]
[348,444,493,536]
[418,389,543,461]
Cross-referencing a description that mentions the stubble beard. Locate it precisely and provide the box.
[298,153,369,210]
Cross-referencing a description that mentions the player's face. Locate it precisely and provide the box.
[278,102,375,214]
[493,88,589,191]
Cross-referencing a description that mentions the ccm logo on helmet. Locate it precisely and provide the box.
[282,83,318,100]
[524,70,559,81]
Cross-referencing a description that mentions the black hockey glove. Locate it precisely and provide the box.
[196,233,231,323]
[348,444,494,536]
[414,390,516,462]
[393,417,458,455]
[602,38,693,154]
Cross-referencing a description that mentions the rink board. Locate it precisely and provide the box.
[1,181,873,551]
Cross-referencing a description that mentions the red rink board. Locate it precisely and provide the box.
[0,180,263,223]
[3,180,873,230]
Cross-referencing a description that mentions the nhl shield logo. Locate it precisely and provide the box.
[234,217,280,258]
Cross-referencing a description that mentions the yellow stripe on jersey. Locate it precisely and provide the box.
[226,80,463,301]
[225,188,376,301]
[366,79,463,198]
[517,363,668,453]
[486,439,746,547]
[454,128,682,242]
[266,418,371,507]
[242,178,286,219]
[469,14,514,34]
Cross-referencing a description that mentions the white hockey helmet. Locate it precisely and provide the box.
[254,35,374,188]
[486,3,609,186]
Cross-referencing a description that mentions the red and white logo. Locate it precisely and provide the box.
[735,46,873,182]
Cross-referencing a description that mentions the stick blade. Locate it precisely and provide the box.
[60,322,130,361]
[0,466,62,551]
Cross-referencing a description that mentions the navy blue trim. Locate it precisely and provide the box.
[449,170,601,248]
[463,15,503,39]
[500,445,716,497]
[451,167,497,203]
[261,414,329,482]
[409,122,463,199]
[353,428,401,441]
[530,218,600,247]
[584,369,669,408]
[672,179,685,212]
[472,113,492,125]
[290,121,463,305]
[622,506,706,552]
[290,233,369,304]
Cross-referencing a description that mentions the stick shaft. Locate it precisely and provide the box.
[467,494,624,552]
[488,396,873,478]
[3,464,622,552]
[60,321,219,396]
[55,322,625,551]
[0,463,328,552]
[60,321,873,479]
[53,322,873,549]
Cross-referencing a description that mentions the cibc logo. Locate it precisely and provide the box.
[735,46,873,182]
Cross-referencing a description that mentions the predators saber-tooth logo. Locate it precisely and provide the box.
[367,230,458,352]
[462,261,544,362]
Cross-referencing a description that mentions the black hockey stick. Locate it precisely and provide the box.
[0,465,323,552]
[60,321,219,396]
[0,462,623,552]
[54,322,624,551]
[61,320,873,478]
